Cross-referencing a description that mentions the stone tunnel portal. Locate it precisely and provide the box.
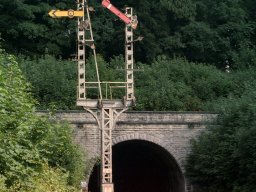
[88,140,185,192]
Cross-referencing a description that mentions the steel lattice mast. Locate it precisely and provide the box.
[49,1,137,191]
[125,8,135,103]
[76,1,137,192]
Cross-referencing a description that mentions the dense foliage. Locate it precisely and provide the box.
[17,54,254,112]
[0,0,76,57]
[0,49,85,191]
[136,56,235,111]
[16,54,206,109]
[186,96,256,191]
[18,54,77,109]
[185,68,256,191]
[1,0,256,69]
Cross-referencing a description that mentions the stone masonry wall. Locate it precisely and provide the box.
[39,111,217,172]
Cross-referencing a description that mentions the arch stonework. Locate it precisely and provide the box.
[112,133,181,170]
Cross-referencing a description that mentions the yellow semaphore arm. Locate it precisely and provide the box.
[48,9,84,18]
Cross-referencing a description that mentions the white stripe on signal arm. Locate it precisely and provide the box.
[107,4,112,9]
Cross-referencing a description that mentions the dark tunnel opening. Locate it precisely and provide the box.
[88,140,185,192]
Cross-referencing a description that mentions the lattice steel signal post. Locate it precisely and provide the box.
[49,1,138,192]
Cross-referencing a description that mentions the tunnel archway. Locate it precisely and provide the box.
[88,140,185,192]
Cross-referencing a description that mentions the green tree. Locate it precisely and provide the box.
[135,56,234,111]
[0,49,84,190]
[18,54,77,109]
[182,0,256,69]
[38,121,86,186]
[2,0,256,68]
[186,70,256,191]
[0,0,75,57]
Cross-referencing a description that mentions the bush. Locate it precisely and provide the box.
[186,90,256,191]
[0,49,85,191]
[38,120,86,186]
[18,54,77,110]
[135,56,234,111]
[4,164,78,192]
